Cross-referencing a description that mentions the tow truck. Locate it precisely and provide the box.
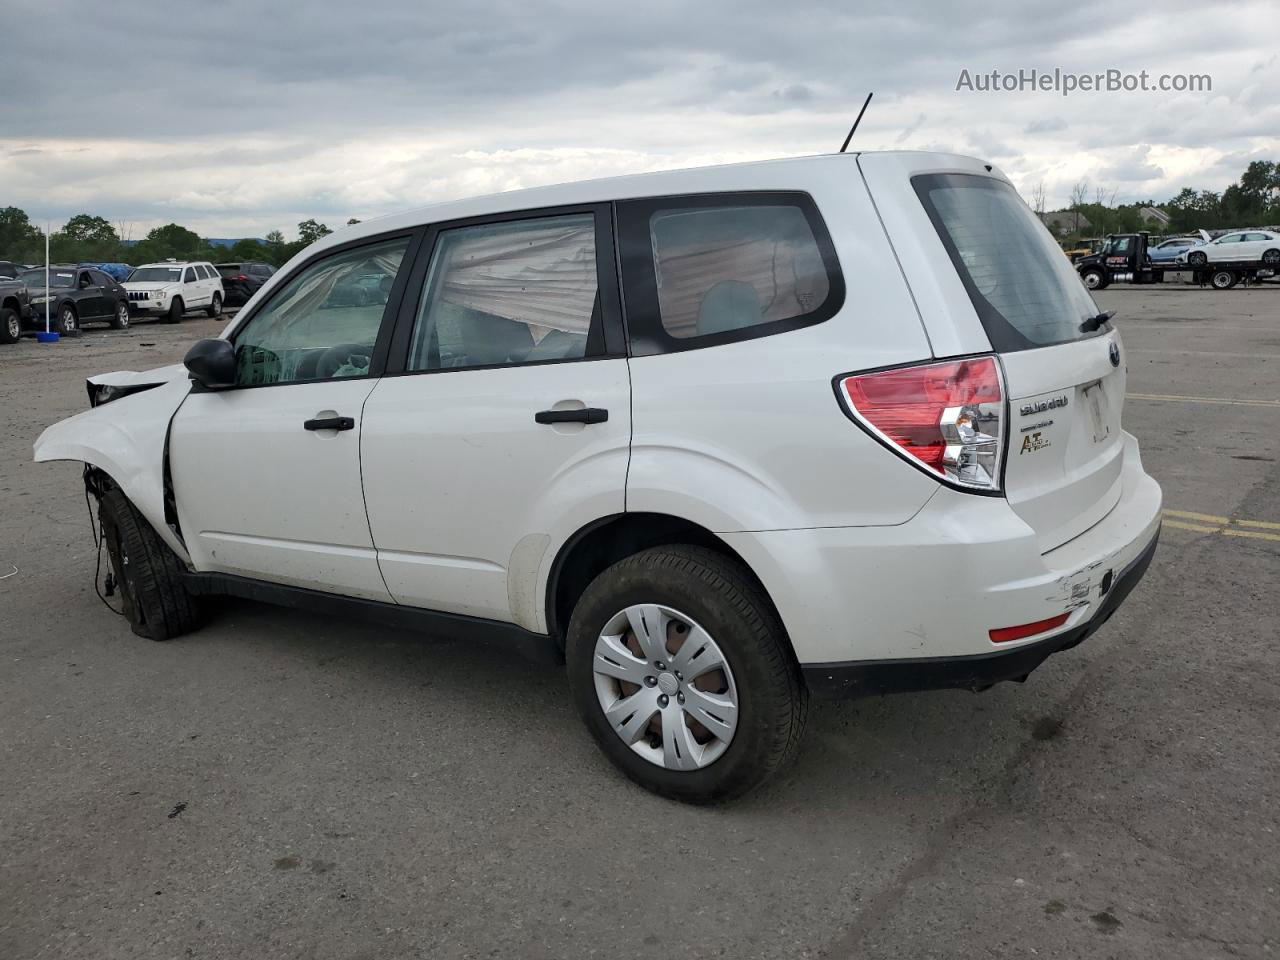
[1075,231,1276,291]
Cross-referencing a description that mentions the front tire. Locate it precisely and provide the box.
[97,488,202,641]
[0,306,19,344]
[566,545,808,803]
[110,300,130,330]
[165,297,185,323]
[206,292,222,318]
[1188,251,1208,267]
[56,304,78,336]
[1081,268,1107,290]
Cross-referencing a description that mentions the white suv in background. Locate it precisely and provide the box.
[36,152,1162,802]
[123,261,224,323]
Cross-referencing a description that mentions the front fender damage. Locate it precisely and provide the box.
[34,377,193,563]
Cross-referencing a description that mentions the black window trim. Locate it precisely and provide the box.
[381,201,625,379]
[614,190,846,358]
[912,172,1108,353]
[213,227,426,392]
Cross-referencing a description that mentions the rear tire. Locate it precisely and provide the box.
[1262,248,1280,267]
[98,488,202,641]
[166,298,184,323]
[206,292,222,318]
[0,307,19,344]
[565,545,808,804]
[110,300,130,330]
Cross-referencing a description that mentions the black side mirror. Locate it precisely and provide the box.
[184,338,237,390]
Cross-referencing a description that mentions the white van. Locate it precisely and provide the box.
[35,152,1162,802]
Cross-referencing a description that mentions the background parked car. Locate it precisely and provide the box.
[19,265,131,334]
[0,271,33,343]
[124,261,224,323]
[0,260,24,280]
[214,261,275,306]
[1179,229,1280,266]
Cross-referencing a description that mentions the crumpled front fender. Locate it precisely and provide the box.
[34,378,193,562]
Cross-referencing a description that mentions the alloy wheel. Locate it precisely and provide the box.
[61,307,76,333]
[592,603,739,771]
[117,304,129,328]
[6,313,18,339]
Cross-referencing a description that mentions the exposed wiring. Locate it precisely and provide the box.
[85,485,125,618]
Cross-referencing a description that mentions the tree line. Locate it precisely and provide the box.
[0,209,360,268]
[1039,160,1280,239]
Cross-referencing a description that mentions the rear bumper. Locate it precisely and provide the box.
[801,525,1159,697]
[721,431,1162,681]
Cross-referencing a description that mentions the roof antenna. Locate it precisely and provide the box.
[839,92,874,153]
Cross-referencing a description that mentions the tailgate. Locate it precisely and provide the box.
[859,151,1126,552]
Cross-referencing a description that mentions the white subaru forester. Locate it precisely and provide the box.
[35,152,1162,802]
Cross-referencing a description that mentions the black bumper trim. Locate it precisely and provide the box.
[801,525,1160,699]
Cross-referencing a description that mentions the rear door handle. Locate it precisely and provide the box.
[534,407,608,425]
[304,415,355,431]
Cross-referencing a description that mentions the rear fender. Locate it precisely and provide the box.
[33,378,192,562]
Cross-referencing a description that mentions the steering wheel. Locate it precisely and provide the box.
[316,342,373,379]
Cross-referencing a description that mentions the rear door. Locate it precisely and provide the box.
[860,152,1125,552]
[359,205,630,629]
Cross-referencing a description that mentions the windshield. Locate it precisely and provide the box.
[129,266,183,283]
[21,269,75,288]
[914,174,1101,351]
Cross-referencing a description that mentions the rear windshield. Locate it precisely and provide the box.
[217,265,242,277]
[913,173,1101,352]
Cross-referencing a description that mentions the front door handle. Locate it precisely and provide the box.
[304,415,355,431]
[535,407,608,425]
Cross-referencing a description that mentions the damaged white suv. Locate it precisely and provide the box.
[35,153,1162,802]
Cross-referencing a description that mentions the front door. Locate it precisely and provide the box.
[170,233,418,600]
[360,206,631,628]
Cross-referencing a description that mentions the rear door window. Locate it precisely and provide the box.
[617,192,843,356]
[913,173,1101,352]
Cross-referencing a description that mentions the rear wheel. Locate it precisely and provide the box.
[110,300,130,330]
[206,292,222,318]
[165,297,184,323]
[1262,248,1280,267]
[0,307,19,344]
[565,545,808,804]
[97,488,202,641]
[1211,269,1239,290]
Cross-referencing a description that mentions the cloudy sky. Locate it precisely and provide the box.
[4,0,1277,240]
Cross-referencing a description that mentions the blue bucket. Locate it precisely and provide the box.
[35,331,60,343]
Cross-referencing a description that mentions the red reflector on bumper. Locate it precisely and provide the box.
[989,613,1070,644]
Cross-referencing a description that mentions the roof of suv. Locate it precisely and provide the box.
[303,150,994,264]
[134,261,212,269]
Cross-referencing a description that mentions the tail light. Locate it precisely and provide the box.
[838,356,1005,492]
[234,274,248,282]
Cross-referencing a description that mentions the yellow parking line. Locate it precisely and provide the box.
[1161,510,1280,542]
[1222,528,1280,542]
[1162,519,1218,535]
[1128,393,1280,407]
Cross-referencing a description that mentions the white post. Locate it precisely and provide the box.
[44,224,50,334]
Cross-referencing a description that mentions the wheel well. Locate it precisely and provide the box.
[546,513,782,645]
[1,296,19,312]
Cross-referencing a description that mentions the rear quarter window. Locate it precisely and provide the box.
[617,192,843,356]
[913,173,1101,352]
